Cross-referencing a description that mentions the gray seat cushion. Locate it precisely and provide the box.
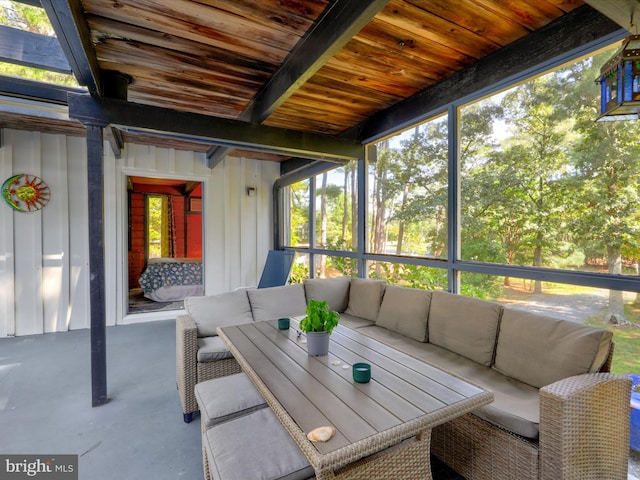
[195,373,267,429]
[357,325,540,439]
[205,407,314,480]
[197,336,234,362]
[337,313,375,330]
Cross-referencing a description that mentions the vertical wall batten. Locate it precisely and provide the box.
[0,133,14,337]
[1,130,278,337]
[67,136,90,331]
[41,134,70,333]
[13,131,43,336]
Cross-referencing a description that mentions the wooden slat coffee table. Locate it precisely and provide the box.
[217,319,493,480]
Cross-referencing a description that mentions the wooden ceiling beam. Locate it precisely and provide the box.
[0,74,83,104]
[0,25,71,73]
[206,0,390,168]
[247,0,391,124]
[41,0,102,96]
[583,0,640,32]
[104,126,123,159]
[67,94,363,162]
[353,5,626,143]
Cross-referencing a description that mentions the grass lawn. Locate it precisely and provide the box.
[587,300,640,376]
[585,321,640,376]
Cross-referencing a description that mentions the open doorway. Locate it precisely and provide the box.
[127,176,203,314]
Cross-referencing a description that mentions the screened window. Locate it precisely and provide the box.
[368,115,448,258]
[459,49,640,282]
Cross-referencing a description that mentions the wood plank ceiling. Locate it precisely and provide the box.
[0,0,628,165]
[83,0,584,137]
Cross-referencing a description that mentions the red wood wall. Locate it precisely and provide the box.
[129,193,145,287]
[127,182,202,289]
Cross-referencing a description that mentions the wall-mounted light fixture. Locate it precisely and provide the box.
[597,34,640,121]
[246,187,256,197]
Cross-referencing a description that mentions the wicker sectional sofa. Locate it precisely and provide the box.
[176,276,631,480]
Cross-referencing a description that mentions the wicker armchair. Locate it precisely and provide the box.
[176,315,241,423]
[431,352,631,480]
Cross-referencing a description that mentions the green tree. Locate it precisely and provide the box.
[0,1,78,86]
[565,53,640,323]
[460,100,522,286]
[289,180,309,247]
[498,76,573,292]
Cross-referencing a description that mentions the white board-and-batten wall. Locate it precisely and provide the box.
[0,129,279,337]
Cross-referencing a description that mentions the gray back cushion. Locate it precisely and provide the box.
[303,276,351,312]
[428,291,502,366]
[247,283,307,322]
[345,278,386,322]
[376,285,431,342]
[493,308,613,388]
[185,290,253,337]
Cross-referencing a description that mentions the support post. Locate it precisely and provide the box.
[357,148,367,278]
[86,123,108,407]
[447,104,459,294]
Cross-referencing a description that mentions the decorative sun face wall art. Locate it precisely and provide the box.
[2,174,50,212]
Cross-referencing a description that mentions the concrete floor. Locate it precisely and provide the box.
[1,319,636,480]
[0,320,202,479]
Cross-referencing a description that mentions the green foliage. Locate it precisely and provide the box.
[285,45,640,306]
[0,2,79,86]
[147,196,164,258]
[328,254,357,277]
[1,1,53,34]
[289,180,310,247]
[459,273,504,300]
[299,299,339,334]
[368,262,448,290]
[288,260,309,284]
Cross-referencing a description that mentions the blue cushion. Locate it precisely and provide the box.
[205,408,314,480]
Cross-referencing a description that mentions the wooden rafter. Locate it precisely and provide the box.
[352,5,626,143]
[0,74,84,104]
[68,93,363,161]
[0,25,71,73]
[206,0,390,167]
[41,0,102,96]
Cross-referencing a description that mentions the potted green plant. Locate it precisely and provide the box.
[299,299,340,356]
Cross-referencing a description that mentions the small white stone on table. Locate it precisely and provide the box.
[307,426,336,442]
